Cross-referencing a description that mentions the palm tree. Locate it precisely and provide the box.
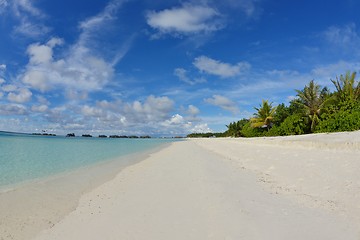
[295,80,329,132]
[250,100,276,131]
[331,71,360,103]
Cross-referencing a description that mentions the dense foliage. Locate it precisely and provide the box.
[187,71,360,138]
[187,132,226,138]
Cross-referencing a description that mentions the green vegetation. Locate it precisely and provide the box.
[187,71,360,138]
[187,132,226,138]
[250,100,276,131]
[295,80,330,132]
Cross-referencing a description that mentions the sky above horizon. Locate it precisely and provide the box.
[0,0,360,136]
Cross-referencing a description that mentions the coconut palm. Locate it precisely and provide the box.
[295,80,329,132]
[331,71,360,103]
[250,100,276,131]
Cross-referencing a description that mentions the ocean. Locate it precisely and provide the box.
[0,132,175,190]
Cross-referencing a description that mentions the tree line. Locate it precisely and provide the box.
[188,71,360,138]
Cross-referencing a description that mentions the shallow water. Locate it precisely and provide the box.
[0,132,174,189]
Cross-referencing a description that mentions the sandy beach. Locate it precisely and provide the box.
[2,131,360,239]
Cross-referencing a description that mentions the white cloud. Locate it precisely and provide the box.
[161,114,213,135]
[174,68,206,85]
[13,21,51,38]
[27,41,55,65]
[0,78,5,85]
[22,70,49,92]
[31,104,48,112]
[6,0,50,38]
[125,95,174,123]
[205,95,239,114]
[219,0,259,17]
[146,4,223,37]
[2,84,17,92]
[36,96,50,105]
[165,114,185,125]
[78,0,126,48]
[0,0,8,13]
[21,37,114,93]
[311,60,360,86]
[79,0,125,31]
[12,0,44,17]
[193,56,250,78]
[190,123,212,133]
[187,105,200,116]
[7,88,32,103]
[20,0,131,94]
[81,105,104,117]
[323,23,360,46]
[77,0,133,67]
[54,96,176,132]
[0,64,6,71]
[0,104,28,115]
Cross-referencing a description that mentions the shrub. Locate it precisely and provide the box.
[268,114,309,136]
[316,109,360,132]
[241,122,266,137]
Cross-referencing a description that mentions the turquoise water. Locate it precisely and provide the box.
[0,132,174,189]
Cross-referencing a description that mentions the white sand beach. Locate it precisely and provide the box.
[2,131,360,239]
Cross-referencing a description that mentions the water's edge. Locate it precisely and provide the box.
[0,141,173,240]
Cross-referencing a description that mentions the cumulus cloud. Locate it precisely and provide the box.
[81,105,104,118]
[27,40,57,64]
[46,95,213,136]
[61,95,175,131]
[162,114,213,135]
[7,88,32,103]
[174,68,206,85]
[187,105,200,116]
[2,84,17,92]
[164,114,185,125]
[20,0,131,94]
[146,4,223,38]
[21,37,114,93]
[205,94,239,114]
[190,123,212,133]
[124,95,174,123]
[31,104,48,112]
[0,103,28,115]
[0,64,6,71]
[193,56,250,78]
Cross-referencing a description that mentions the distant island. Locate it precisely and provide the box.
[64,133,153,139]
[32,133,57,136]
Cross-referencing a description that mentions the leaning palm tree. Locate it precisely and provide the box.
[331,71,360,103]
[295,80,329,132]
[250,100,276,131]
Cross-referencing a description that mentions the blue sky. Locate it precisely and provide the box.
[0,0,360,136]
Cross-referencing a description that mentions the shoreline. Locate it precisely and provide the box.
[32,131,359,240]
[0,142,171,240]
[2,132,360,239]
